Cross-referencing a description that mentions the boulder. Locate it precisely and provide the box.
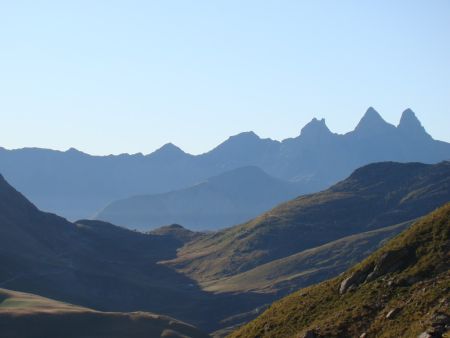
[418,332,432,338]
[366,247,416,282]
[431,312,449,327]
[339,247,416,294]
[339,263,374,294]
[386,307,401,319]
[302,330,317,338]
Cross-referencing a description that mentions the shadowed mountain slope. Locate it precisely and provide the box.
[0,108,448,220]
[0,288,209,338]
[0,174,272,332]
[168,161,450,282]
[231,203,450,338]
[95,166,304,231]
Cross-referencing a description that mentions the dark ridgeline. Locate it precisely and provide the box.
[0,107,448,222]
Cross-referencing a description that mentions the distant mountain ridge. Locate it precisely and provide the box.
[95,166,305,231]
[0,107,449,220]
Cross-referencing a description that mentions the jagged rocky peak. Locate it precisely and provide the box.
[398,108,430,138]
[300,117,332,138]
[354,107,395,134]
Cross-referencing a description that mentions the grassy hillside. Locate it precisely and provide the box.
[0,288,209,338]
[230,203,450,338]
[149,223,205,244]
[203,221,413,295]
[169,162,450,283]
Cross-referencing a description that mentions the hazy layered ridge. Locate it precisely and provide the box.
[0,108,449,220]
[231,203,450,338]
[96,166,304,231]
[0,288,209,338]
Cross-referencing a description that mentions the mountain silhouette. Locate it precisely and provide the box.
[95,166,304,231]
[0,107,448,220]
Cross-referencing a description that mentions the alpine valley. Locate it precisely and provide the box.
[0,108,449,337]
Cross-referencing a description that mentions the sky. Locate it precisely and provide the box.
[0,1,449,155]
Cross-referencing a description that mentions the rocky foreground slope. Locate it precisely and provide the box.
[230,203,450,338]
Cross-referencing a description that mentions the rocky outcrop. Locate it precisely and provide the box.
[366,247,416,282]
[302,330,318,338]
[386,308,401,319]
[418,313,450,337]
[339,263,374,294]
[340,247,416,294]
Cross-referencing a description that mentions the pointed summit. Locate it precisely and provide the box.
[228,131,260,141]
[399,108,420,126]
[300,118,332,139]
[149,143,189,159]
[398,109,430,139]
[214,131,262,150]
[354,107,395,134]
[154,142,185,153]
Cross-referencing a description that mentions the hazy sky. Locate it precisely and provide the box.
[1,1,449,155]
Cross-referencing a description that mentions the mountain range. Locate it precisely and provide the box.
[0,107,449,222]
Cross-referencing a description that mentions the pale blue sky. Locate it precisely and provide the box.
[0,1,449,155]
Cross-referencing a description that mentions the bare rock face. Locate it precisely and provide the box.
[340,247,416,294]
